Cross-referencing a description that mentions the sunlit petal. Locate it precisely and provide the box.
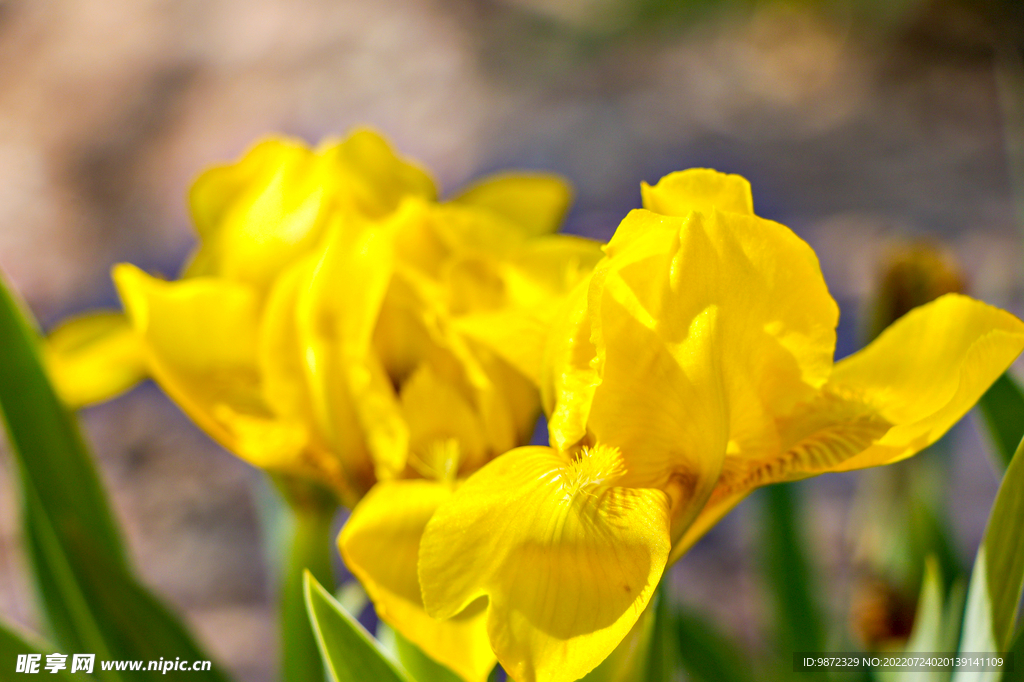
[340,480,495,682]
[825,294,1024,469]
[640,168,753,217]
[44,311,147,407]
[113,264,308,471]
[420,446,671,682]
[186,137,330,287]
[672,294,1024,563]
[452,173,572,237]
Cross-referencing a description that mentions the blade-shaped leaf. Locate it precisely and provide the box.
[1002,625,1023,682]
[0,620,80,681]
[0,279,127,568]
[954,435,1024,682]
[978,372,1024,471]
[304,571,413,682]
[896,557,949,682]
[0,274,229,681]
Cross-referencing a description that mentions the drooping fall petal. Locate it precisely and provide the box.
[340,480,495,682]
[671,294,1024,562]
[113,263,308,472]
[419,446,671,682]
[44,311,147,407]
[824,293,1024,469]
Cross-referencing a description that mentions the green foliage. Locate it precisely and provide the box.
[1002,626,1024,682]
[894,558,954,682]
[955,435,1024,680]
[675,606,758,682]
[761,483,826,656]
[0,274,227,682]
[0,622,78,681]
[978,372,1024,472]
[304,572,413,682]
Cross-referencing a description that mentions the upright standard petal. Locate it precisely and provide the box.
[319,128,437,217]
[340,480,495,682]
[640,168,753,217]
[451,173,573,237]
[44,311,147,407]
[419,446,671,682]
[568,207,837,538]
[186,137,331,288]
[296,218,409,481]
[186,130,435,289]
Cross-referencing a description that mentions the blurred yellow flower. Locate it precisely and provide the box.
[46,130,601,509]
[408,169,1024,682]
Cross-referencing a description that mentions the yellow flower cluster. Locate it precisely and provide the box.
[46,130,601,507]
[49,131,1024,682]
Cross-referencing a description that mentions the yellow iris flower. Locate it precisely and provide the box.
[343,169,1024,682]
[45,129,602,508]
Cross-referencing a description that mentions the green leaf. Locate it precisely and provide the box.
[0,275,229,681]
[896,557,949,682]
[1001,625,1023,682]
[675,606,757,682]
[0,620,80,681]
[0,279,127,570]
[304,571,413,682]
[954,435,1024,681]
[978,372,1024,471]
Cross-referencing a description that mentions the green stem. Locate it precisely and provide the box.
[275,477,337,682]
[761,483,826,682]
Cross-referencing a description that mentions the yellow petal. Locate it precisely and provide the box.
[400,365,487,479]
[825,293,1024,470]
[340,480,495,682]
[541,277,599,450]
[44,311,147,407]
[113,264,307,471]
[297,220,408,481]
[671,294,1024,564]
[384,266,528,460]
[451,172,572,237]
[454,236,602,386]
[258,254,318,428]
[640,168,753,217]
[319,128,437,217]
[186,137,330,288]
[571,208,837,540]
[420,446,671,682]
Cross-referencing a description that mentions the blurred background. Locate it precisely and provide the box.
[1,1,1022,680]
